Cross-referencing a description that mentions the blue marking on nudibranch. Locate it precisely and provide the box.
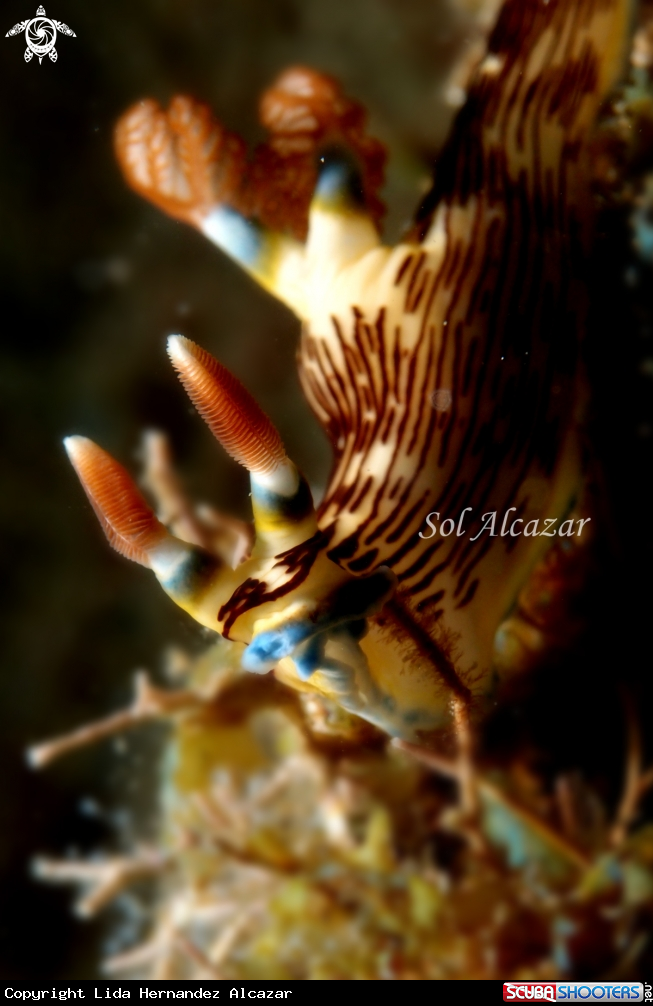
[250,476,314,521]
[155,547,220,601]
[242,621,313,674]
[201,205,264,268]
[314,149,366,209]
[292,633,326,681]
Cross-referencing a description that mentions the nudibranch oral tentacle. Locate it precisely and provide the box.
[97,0,631,739]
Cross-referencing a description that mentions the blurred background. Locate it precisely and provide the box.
[1,0,652,981]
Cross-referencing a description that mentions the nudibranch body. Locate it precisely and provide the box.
[67,0,631,739]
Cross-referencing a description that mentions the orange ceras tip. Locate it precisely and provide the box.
[166,335,290,481]
[63,436,167,567]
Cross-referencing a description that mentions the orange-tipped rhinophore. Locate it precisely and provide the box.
[64,436,167,567]
[167,336,288,478]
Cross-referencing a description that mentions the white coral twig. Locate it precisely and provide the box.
[32,846,168,918]
[27,671,201,769]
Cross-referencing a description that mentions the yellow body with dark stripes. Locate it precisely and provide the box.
[73,0,633,741]
[268,0,632,727]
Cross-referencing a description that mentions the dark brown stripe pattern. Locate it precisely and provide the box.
[294,0,626,689]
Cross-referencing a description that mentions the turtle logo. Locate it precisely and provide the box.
[5,5,75,64]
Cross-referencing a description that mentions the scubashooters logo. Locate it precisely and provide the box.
[5,5,75,63]
[503,984,644,1002]
[3,990,294,1001]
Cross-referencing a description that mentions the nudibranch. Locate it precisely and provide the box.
[66,0,631,741]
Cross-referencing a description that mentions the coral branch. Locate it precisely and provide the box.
[103,935,164,975]
[610,694,647,847]
[208,905,263,968]
[27,671,201,769]
[140,430,253,566]
[452,695,479,821]
[174,934,224,979]
[555,774,582,844]
[394,739,590,870]
[32,846,168,918]
[140,430,213,549]
[638,764,653,797]
[195,503,253,567]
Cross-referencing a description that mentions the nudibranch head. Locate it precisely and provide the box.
[65,337,400,730]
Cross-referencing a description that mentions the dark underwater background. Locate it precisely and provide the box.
[0,0,652,980]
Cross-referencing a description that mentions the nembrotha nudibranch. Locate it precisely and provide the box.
[66,0,631,740]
